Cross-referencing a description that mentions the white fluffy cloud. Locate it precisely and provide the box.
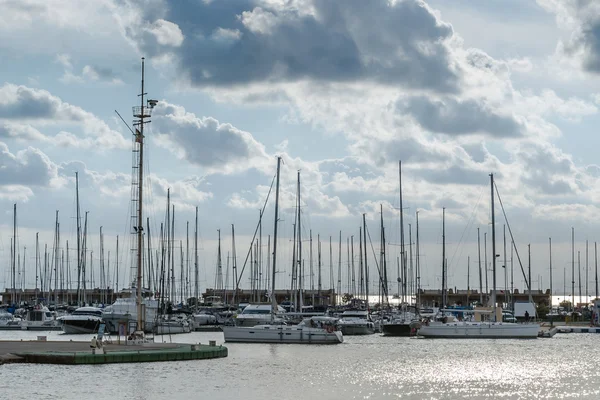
[151,101,271,174]
[0,84,128,149]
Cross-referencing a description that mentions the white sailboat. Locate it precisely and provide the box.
[418,174,540,339]
[222,158,343,344]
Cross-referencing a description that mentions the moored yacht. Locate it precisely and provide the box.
[57,307,103,334]
[234,304,286,327]
[338,310,375,335]
[102,290,159,334]
[21,305,59,330]
[382,306,421,336]
[155,314,192,335]
[417,320,540,338]
[222,316,343,344]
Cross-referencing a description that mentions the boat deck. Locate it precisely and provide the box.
[0,340,227,365]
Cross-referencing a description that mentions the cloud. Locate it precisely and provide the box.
[537,0,600,74]
[0,142,64,190]
[125,0,460,92]
[399,95,524,138]
[0,83,128,149]
[145,18,184,47]
[151,101,270,174]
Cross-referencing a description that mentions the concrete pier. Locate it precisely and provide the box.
[0,340,227,365]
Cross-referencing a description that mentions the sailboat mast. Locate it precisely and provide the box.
[398,161,405,304]
[441,207,446,309]
[490,173,497,319]
[270,157,281,318]
[363,213,369,310]
[35,232,39,297]
[297,171,303,311]
[416,211,420,307]
[195,207,199,304]
[478,227,482,304]
[12,204,16,305]
[572,227,575,311]
[75,172,81,304]
[135,58,145,330]
[549,238,553,306]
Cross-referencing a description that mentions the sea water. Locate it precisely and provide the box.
[0,330,597,399]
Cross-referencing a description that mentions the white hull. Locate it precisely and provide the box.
[155,323,192,335]
[222,325,343,344]
[418,322,540,338]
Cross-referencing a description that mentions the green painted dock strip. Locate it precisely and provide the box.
[0,341,227,365]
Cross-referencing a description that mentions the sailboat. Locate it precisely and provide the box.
[382,161,422,336]
[222,157,343,344]
[418,174,540,339]
[102,58,159,336]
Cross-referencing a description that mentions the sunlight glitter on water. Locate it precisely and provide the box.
[1,331,600,399]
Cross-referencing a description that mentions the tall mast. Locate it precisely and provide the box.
[504,225,507,306]
[75,172,81,304]
[586,240,589,300]
[270,157,281,318]
[132,57,154,331]
[478,227,482,304]
[408,224,413,304]
[441,207,446,309]
[12,204,16,304]
[195,207,199,304]
[351,235,355,296]
[578,251,582,306]
[594,242,598,298]
[337,231,341,306]
[35,232,39,298]
[297,171,303,311]
[490,173,497,319]
[549,238,553,306]
[363,214,369,310]
[148,218,153,293]
[318,234,322,303]
[231,224,236,304]
[186,221,189,301]
[572,227,575,311]
[398,161,405,304]
[416,211,420,307]
[484,232,488,303]
[116,236,119,294]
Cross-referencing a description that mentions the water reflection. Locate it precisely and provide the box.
[2,331,600,399]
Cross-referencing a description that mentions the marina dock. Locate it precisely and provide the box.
[0,340,227,365]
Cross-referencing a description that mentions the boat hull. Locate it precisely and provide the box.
[155,323,192,335]
[381,323,415,337]
[418,322,540,338]
[61,319,102,334]
[222,325,343,344]
[339,324,375,335]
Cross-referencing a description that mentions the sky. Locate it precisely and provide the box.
[2,0,600,301]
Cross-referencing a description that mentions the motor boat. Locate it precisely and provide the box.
[20,305,60,330]
[57,307,103,334]
[222,316,343,344]
[234,304,286,327]
[337,310,375,335]
[102,294,159,334]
